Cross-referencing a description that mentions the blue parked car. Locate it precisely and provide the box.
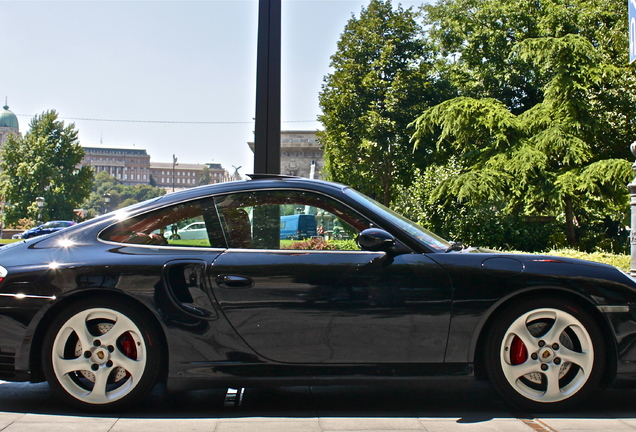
[20,220,76,239]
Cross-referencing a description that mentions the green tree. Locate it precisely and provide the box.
[411,34,633,249]
[422,0,630,113]
[419,0,636,157]
[81,171,166,219]
[319,0,447,205]
[199,165,211,186]
[0,110,93,226]
[393,162,560,251]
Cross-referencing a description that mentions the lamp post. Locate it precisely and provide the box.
[172,154,178,192]
[103,193,111,214]
[35,197,45,226]
[0,198,5,240]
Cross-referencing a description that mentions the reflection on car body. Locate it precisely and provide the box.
[0,175,634,413]
[20,220,76,239]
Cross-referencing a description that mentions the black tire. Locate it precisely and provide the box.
[42,296,162,411]
[484,297,605,412]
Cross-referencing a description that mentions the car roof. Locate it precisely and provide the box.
[156,175,348,205]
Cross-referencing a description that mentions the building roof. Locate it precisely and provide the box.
[150,162,210,170]
[83,146,149,156]
[0,105,19,129]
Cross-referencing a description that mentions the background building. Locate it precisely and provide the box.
[149,162,228,191]
[80,146,229,190]
[248,131,324,179]
[0,103,21,147]
[81,147,151,186]
[0,101,233,193]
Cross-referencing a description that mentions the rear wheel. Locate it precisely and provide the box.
[485,297,605,412]
[42,297,162,411]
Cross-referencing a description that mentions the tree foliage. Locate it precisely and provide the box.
[422,0,631,111]
[393,161,561,251]
[410,30,633,249]
[81,171,166,219]
[0,110,93,226]
[320,0,634,251]
[199,165,211,186]
[318,0,448,205]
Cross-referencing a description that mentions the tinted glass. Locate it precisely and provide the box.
[99,198,224,248]
[214,190,372,250]
[344,188,450,252]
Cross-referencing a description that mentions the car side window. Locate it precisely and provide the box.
[214,190,372,250]
[99,198,225,248]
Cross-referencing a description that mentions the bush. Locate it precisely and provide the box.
[282,238,337,250]
[393,171,560,251]
[13,218,35,230]
[541,249,630,272]
[392,165,628,253]
[329,239,359,250]
[281,238,360,251]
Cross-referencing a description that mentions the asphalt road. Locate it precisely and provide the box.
[1,379,635,431]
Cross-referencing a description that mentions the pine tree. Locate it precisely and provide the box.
[411,35,632,247]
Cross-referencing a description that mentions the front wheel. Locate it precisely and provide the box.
[42,297,162,411]
[484,297,605,412]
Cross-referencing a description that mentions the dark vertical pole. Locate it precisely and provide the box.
[254,0,281,175]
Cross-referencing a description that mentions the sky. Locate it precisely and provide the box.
[1,0,429,177]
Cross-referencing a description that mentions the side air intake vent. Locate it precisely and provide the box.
[0,352,16,379]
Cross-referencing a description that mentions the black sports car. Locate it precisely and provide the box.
[1,175,635,412]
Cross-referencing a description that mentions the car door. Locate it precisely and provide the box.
[208,189,452,364]
[98,196,227,323]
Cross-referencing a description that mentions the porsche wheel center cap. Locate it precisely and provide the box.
[539,348,555,363]
[92,348,110,365]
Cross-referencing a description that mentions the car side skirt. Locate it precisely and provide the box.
[166,362,473,392]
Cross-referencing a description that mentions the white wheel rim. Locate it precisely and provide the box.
[500,308,594,404]
[51,308,147,405]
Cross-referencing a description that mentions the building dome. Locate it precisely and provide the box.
[0,105,19,129]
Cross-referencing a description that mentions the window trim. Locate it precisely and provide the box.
[97,196,222,249]
[96,187,390,253]
[213,188,377,252]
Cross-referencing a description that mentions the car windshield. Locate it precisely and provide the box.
[344,188,450,252]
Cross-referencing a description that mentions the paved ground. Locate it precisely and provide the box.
[1,379,636,431]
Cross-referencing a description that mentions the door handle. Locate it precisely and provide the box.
[216,274,253,289]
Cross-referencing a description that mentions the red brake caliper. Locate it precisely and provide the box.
[120,332,137,359]
[510,335,528,365]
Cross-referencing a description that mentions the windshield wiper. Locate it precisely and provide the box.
[445,241,466,253]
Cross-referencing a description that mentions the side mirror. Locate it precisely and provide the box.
[357,228,395,252]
